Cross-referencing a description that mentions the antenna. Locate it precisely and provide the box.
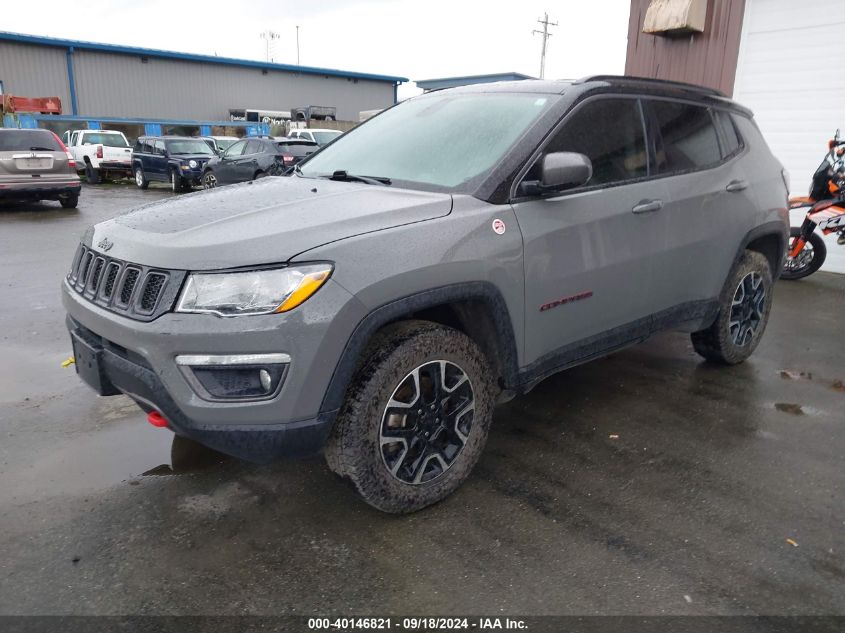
[260,30,280,62]
[296,25,300,66]
[532,13,557,79]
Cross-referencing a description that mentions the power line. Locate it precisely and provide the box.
[532,13,557,79]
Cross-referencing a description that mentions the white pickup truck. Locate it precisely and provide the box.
[61,130,133,183]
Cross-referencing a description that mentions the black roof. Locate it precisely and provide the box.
[441,74,745,112]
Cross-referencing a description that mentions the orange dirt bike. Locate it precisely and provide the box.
[783,129,845,279]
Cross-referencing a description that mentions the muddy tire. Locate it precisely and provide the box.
[781,227,826,280]
[324,320,495,513]
[84,163,100,184]
[691,250,773,365]
[59,194,79,209]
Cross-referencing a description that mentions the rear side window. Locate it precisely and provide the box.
[715,110,742,158]
[277,142,318,157]
[244,140,263,154]
[537,98,648,186]
[0,129,62,151]
[651,100,721,172]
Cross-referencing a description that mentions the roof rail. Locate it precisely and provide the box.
[574,75,726,97]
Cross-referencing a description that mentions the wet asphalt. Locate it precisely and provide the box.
[0,184,843,616]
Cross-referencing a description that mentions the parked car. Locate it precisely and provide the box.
[0,128,81,208]
[63,76,788,513]
[201,137,318,188]
[200,135,239,155]
[131,136,216,192]
[289,128,343,146]
[62,129,132,183]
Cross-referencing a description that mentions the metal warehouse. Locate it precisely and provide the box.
[0,31,406,134]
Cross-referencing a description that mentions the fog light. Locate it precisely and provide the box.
[175,353,289,401]
[259,369,272,393]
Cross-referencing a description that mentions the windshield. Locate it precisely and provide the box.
[83,132,129,148]
[299,93,557,190]
[313,131,342,145]
[166,139,216,155]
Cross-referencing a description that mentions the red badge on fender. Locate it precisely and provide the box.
[492,218,506,235]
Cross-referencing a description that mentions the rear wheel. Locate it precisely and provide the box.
[324,321,495,513]
[84,163,100,184]
[781,227,827,280]
[254,170,266,180]
[59,194,79,209]
[134,166,149,189]
[691,250,773,365]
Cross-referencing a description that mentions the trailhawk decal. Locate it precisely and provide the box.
[539,291,594,312]
[491,218,506,235]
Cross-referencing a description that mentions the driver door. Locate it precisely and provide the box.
[512,97,668,368]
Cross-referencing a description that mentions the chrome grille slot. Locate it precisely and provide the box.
[138,273,167,313]
[118,268,141,306]
[65,243,185,322]
[100,262,121,300]
[87,257,105,294]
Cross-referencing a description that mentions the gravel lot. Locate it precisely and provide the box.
[0,184,843,616]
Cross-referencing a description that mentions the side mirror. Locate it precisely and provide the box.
[520,152,593,196]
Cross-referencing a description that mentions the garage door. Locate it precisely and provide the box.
[733,0,845,273]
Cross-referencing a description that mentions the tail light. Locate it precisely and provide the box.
[96,145,104,159]
[281,154,295,165]
[51,132,76,169]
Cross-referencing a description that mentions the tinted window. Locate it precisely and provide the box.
[245,140,263,154]
[530,98,648,186]
[715,110,742,158]
[224,141,247,157]
[277,142,318,157]
[0,129,62,151]
[652,101,721,172]
[153,140,166,155]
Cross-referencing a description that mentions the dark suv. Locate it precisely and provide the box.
[200,137,318,188]
[64,76,788,513]
[132,136,217,192]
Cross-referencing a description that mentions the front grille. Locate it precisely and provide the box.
[67,244,187,321]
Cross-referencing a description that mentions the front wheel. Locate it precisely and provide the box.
[691,250,773,365]
[781,227,827,280]
[324,321,495,513]
[134,166,149,189]
[170,169,185,193]
[202,170,218,189]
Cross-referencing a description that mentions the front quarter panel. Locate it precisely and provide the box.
[293,193,527,365]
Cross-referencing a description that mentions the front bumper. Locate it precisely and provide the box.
[62,277,367,462]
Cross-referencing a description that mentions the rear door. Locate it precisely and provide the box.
[512,97,669,368]
[233,139,264,180]
[644,99,757,313]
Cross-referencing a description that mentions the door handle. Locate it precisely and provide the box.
[726,179,748,192]
[632,199,663,214]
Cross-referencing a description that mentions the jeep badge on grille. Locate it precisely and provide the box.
[97,237,114,252]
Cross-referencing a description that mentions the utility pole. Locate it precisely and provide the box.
[260,30,280,62]
[296,25,300,65]
[532,13,557,79]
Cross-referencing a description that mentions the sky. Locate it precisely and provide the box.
[2,0,631,99]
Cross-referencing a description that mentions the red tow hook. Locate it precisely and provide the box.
[147,411,169,428]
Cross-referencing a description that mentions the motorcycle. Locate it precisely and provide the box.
[783,129,845,280]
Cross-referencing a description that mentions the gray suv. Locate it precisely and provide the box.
[62,76,789,513]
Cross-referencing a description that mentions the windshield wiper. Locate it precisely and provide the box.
[325,170,391,186]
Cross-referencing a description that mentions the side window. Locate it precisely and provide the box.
[133,139,143,152]
[651,101,721,172]
[244,140,263,154]
[715,110,742,158]
[530,98,648,187]
[224,140,247,158]
[153,140,166,155]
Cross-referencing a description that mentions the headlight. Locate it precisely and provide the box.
[176,264,333,317]
[188,160,198,169]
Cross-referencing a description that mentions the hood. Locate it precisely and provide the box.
[87,176,452,270]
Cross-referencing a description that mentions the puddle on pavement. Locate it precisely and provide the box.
[0,419,230,506]
[773,402,823,416]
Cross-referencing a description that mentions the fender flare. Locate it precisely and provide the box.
[318,281,520,415]
[737,220,789,275]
